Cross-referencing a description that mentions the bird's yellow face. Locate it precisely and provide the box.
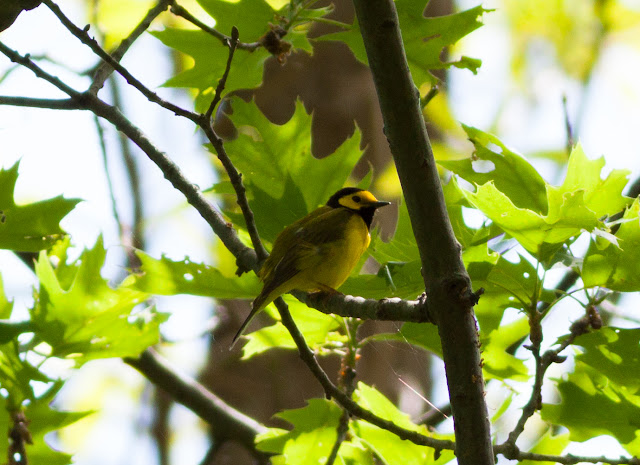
[337,190,384,210]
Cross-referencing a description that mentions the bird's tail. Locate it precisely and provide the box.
[229,291,270,349]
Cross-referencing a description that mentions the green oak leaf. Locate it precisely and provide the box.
[230,175,308,244]
[548,144,631,218]
[439,125,548,213]
[462,181,599,256]
[520,429,570,465]
[129,250,260,298]
[222,98,363,213]
[340,260,424,300]
[23,386,93,465]
[256,398,343,464]
[454,142,631,259]
[31,238,165,365]
[481,317,529,381]
[351,383,455,465]
[153,0,331,111]
[573,327,640,392]
[582,198,640,291]
[0,341,49,407]
[542,363,640,446]
[319,1,489,90]
[0,162,80,252]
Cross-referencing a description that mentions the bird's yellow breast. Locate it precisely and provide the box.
[296,213,370,291]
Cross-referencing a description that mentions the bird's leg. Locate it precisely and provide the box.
[311,283,341,295]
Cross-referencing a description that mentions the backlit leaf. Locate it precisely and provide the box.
[0,162,80,252]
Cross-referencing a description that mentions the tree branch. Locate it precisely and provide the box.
[169,2,262,51]
[90,0,172,93]
[0,41,82,98]
[274,298,454,451]
[295,291,433,322]
[494,443,639,465]
[205,26,239,121]
[0,95,80,109]
[124,348,269,459]
[351,1,493,464]
[42,0,198,122]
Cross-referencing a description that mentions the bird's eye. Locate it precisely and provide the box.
[353,195,361,203]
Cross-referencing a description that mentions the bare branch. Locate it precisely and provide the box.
[296,291,433,322]
[201,121,270,268]
[494,443,639,465]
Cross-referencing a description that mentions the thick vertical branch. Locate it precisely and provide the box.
[351,1,494,464]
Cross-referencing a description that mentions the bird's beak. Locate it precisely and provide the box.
[372,200,391,209]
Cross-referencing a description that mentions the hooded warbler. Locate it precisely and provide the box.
[232,187,391,346]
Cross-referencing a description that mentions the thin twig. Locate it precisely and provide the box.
[501,313,592,449]
[205,26,239,121]
[169,2,261,51]
[108,75,145,260]
[0,41,82,98]
[201,122,270,267]
[42,0,199,122]
[325,319,360,465]
[90,0,172,93]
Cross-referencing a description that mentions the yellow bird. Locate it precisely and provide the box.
[232,188,391,346]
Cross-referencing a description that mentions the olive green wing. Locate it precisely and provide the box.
[257,208,351,299]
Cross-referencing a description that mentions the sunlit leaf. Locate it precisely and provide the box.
[520,428,570,465]
[24,387,93,465]
[319,1,489,90]
[573,327,640,392]
[0,162,80,252]
[240,297,342,359]
[583,199,640,291]
[130,250,261,298]
[542,363,640,445]
[351,383,454,465]
[256,398,345,464]
[439,125,548,214]
[481,317,529,381]
[31,238,165,365]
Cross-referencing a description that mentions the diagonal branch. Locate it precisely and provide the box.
[0,40,82,98]
[169,2,261,51]
[274,298,454,451]
[42,0,198,122]
[90,0,172,94]
[205,26,239,121]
